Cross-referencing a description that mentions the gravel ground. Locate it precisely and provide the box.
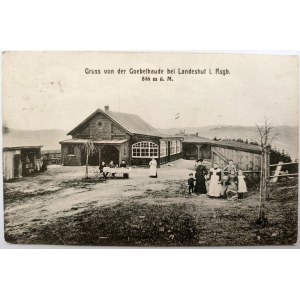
[3,159,298,246]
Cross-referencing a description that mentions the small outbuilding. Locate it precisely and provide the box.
[182,135,262,183]
[3,145,43,181]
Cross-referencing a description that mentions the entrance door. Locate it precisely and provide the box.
[101,145,119,165]
[13,154,21,178]
[199,145,212,159]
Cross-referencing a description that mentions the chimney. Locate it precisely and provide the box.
[104,105,109,111]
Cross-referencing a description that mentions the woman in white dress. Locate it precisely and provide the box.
[208,162,222,197]
[149,157,158,178]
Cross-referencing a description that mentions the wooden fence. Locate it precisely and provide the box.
[257,149,298,223]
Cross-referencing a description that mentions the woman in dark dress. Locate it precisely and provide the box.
[194,159,208,194]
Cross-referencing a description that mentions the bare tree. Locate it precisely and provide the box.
[82,140,96,179]
[256,116,278,149]
[255,116,277,224]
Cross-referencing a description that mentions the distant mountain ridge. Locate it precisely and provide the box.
[2,125,298,159]
[2,128,68,150]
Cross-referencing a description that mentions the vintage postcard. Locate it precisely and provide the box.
[2,52,299,246]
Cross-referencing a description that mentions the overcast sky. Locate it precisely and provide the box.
[2,52,299,131]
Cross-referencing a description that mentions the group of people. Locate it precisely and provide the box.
[188,159,247,199]
[148,157,247,199]
[99,160,127,179]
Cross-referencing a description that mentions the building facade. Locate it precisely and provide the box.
[60,106,183,167]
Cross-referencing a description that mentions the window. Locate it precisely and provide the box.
[176,140,181,153]
[170,140,176,155]
[68,145,75,155]
[132,141,158,158]
[160,141,167,157]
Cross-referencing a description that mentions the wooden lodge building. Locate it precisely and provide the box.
[59,106,263,180]
[60,106,183,167]
[182,135,262,173]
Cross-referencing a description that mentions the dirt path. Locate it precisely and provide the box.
[3,160,298,246]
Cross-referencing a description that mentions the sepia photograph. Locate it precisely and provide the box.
[2,52,299,246]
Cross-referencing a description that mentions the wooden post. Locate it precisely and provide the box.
[98,146,103,166]
[118,145,121,166]
[85,149,89,178]
[257,149,264,222]
[99,148,101,167]
[265,145,271,200]
[158,139,161,167]
[257,145,271,223]
[263,147,268,205]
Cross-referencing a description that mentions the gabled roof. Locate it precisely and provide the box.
[68,109,162,137]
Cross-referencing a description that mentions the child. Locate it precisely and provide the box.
[237,170,247,198]
[223,159,237,175]
[188,173,196,195]
[225,170,238,200]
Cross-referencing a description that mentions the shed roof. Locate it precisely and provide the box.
[3,133,44,149]
[213,140,261,153]
[3,145,43,151]
[182,135,261,153]
[68,109,162,137]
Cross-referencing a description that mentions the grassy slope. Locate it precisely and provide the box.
[5,179,298,247]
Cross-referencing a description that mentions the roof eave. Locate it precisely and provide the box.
[133,133,163,138]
